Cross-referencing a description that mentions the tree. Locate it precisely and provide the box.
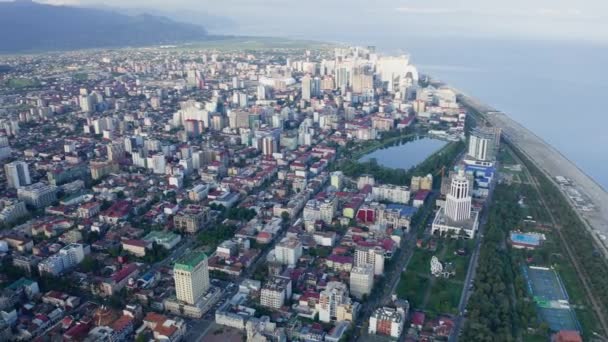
[80,256,100,273]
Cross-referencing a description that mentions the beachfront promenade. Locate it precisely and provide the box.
[456,92,608,259]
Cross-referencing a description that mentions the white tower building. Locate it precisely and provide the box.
[444,170,472,222]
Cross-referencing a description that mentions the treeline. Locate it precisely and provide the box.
[461,184,522,341]
[339,140,465,187]
[517,149,608,323]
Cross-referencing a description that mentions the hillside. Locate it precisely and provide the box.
[0,0,208,53]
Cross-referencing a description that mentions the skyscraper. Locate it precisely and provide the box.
[444,170,472,222]
[468,127,499,161]
[174,251,210,305]
[431,168,479,238]
[301,75,312,100]
[4,161,31,189]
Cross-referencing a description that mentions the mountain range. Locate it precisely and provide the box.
[0,0,209,53]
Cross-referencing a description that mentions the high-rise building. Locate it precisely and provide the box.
[432,169,479,238]
[354,246,385,276]
[262,136,277,156]
[350,265,374,299]
[174,251,210,305]
[312,77,321,97]
[79,94,95,112]
[4,161,31,189]
[151,153,166,175]
[445,170,471,222]
[468,127,499,161]
[0,136,11,160]
[301,75,312,100]
[318,281,355,323]
[107,142,125,162]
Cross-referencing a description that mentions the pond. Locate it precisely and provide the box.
[358,137,448,170]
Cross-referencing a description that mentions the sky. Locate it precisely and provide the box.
[25,0,608,43]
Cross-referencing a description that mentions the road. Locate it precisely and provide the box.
[353,193,438,341]
[454,90,608,260]
[444,87,608,337]
[448,193,492,341]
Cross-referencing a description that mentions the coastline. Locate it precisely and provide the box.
[445,84,608,258]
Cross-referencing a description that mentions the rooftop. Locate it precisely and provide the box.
[174,250,207,272]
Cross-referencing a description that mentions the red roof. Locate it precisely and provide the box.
[412,311,426,326]
[554,331,583,342]
[111,315,134,332]
[111,263,138,282]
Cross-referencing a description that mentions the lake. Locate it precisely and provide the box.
[359,137,447,170]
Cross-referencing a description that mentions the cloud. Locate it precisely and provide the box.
[395,6,586,19]
[37,0,82,5]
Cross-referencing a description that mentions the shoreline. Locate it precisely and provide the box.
[446,84,608,258]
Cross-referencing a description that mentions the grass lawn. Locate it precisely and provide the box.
[425,278,463,315]
[407,247,437,275]
[498,147,517,165]
[442,240,473,283]
[396,271,429,309]
[522,332,549,342]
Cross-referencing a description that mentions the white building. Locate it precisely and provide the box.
[303,197,337,228]
[445,170,471,222]
[371,184,410,204]
[354,246,385,276]
[468,127,499,161]
[301,75,312,100]
[260,276,292,309]
[350,265,374,299]
[318,281,357,323]
[368,306,406,338]
[150,153,166,175]
[274,237,302,267]
[4,161,31,189]
[357,175,375,189]
[17,182,58,208]
[174,251,210,305]
[58,243,85,269]
[432,169,479,238]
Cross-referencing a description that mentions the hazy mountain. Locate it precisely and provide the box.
[87,4,237,31]
[0,0,208,53]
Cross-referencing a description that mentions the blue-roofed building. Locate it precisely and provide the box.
[386,204,418,217]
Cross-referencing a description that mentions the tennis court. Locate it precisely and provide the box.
[522,266,580,332]
[524,266,568,301]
